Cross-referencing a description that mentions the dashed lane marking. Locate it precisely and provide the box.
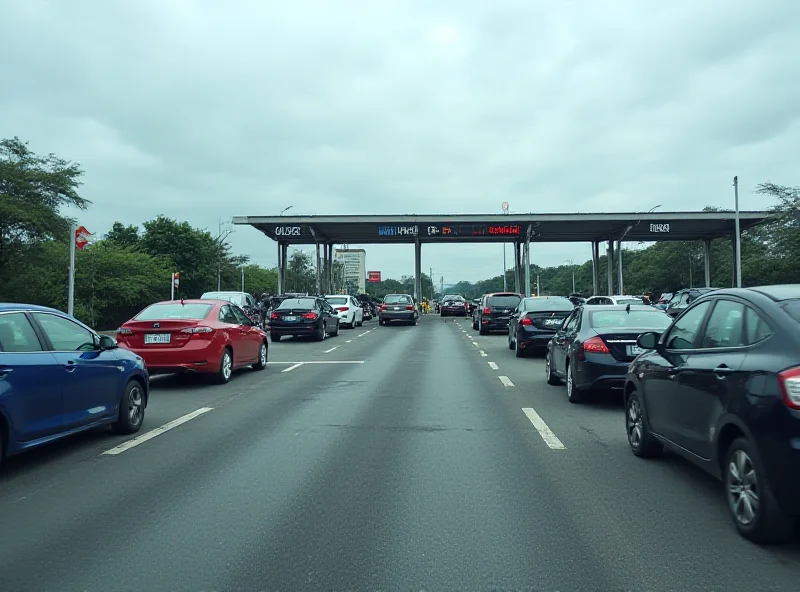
[498,376,515,387]
[522,407,566,450]
[479,350,488,357]
[102,407,214,456]
[472,342,480,348]
[488,362,499,370]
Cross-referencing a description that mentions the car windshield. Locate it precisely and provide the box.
[385,295,412,304]
[277,298,316,310]
[589,309,672,329]
[135,303,213,320]
[488,295,521,307]
[525,298,574,312]
[326,297,348,305]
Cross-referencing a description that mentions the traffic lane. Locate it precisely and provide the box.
[3,313,630,592]
[450,320,800,589]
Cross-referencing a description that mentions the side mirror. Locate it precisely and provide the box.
[98,334,118,350]
[636,331,660,350]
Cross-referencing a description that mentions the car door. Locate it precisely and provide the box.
[552,310,578,375]
[0,311,65,442]
[219,305,247,363]
[641,300,712,443]
[230,305,259,362]
[326,301,341,330]
[32,311,123,429]
[509,301,524,338]
[669,299,748,459]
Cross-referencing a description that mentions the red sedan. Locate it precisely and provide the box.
[116,299,268,384]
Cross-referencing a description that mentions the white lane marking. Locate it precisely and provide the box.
[467,335,473,340]
[283,363,304,372]
[324,346,340,353]
[346,340,353,343]
[357,331,370,337]
[488,362,499,370]
[479,350,487,356]
[268,361,364,364]
[522,407,566,450]
[102,407,213,456]
[472,342,479,348]
[498,376,515,387]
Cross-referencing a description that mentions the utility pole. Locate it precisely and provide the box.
[733,176,742,288]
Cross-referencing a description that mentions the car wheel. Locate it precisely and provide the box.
[514,340,525,358]
[316,324,326,341]
[216,348,233,384]
[724,437,794,543]
[252,341,268,370]
[270,332,281,342]
[332,322,340,336]
[479,319,488,335]
[357,318,363,327]
[111,379,146,435]
[625,389,662,457]
[472,319,478,330]
[545,351,560,385]
[566,360,584,403]
[508,330,515,350]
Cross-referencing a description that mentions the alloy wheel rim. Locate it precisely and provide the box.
[627,397,643,449]
[546,355,551,379]
[567,367,573,397]
[128,385,143,425]
[222,352,232,379]
[260,344,267,365]
[727,449,759,526]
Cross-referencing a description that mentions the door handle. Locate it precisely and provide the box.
[64,361,77,373]
[714,365,734,378]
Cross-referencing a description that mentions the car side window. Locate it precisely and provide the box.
[664,301,711,350]
[0,312,44,353]
[700,300,746,349]
[231,306,250,325]
[32,312,96,351]
[563,311,578,331]
[219,305,238,325]
[744,306,772,345]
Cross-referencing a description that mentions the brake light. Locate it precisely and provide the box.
[520,317,533,326]
[464,302,469,308]
[583,336,610,354]
[116,327,132,335]
[379,304,387,311]
[405,305,414,310]
[778,366,800,410]
[271,312,279,319]
[302,312,318,320]
[483,307,491,315]
[337,306,349,311]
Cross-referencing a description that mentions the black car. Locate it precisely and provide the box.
[545,304,672,402]
[440,295,468,317]
[664,287,720,317]
[473,292,522,334]
[508,296,575,357]
[624,285,800,543]
[269,297,340,341]
[379,294,418,326]
[468,298,480,315]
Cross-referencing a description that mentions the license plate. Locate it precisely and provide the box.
[144,333,170,344]
[627,345,645,356]
[284,316,297,321]
[544,318,562,325]
[393,306,401,310]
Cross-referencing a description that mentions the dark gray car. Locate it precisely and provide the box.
[379,294,418,326]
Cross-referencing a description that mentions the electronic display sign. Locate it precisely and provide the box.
[424,224,521,237]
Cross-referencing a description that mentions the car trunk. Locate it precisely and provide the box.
[526,310,571,330]
[593,329,651,361]
[484,296,521,322]
[119,319,204,349]
[273,308,317,324]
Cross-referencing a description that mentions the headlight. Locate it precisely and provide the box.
[134,356,145,370]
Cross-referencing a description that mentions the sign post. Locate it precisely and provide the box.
[171,272,180,300]
[68,224,92,316]
[367,271,381,283]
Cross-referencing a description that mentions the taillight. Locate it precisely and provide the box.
[520,317,533,326]
[302,312,318,320]
[583,336,610,354]
[270,312,279,319]
[405,305,414,310]
[116,327,132,335]
[778,366,800,410]
[464,302,469,308]
[483,307,491,315]
[337,306,349,311]
[379,304,387,311]
[181,326,213,334]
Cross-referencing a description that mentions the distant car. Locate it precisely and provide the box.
[508,296,575,357]
[0,303,149,467]
[325,294,363,328]
[545,304,672,402]
[270,297,340,341]
[625,285,800,543]
[473,292,523,334]
[664,288,721,317]
[585,295,645,306]
[379,294,418,326]
[117,299,268,383]
[440,295,469,317]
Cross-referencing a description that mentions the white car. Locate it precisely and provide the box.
[585,295,645,306]
[325,295,364,328]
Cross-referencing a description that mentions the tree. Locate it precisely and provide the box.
[285,250,316,293]
[106,222,141,249]
[0,137,88,284]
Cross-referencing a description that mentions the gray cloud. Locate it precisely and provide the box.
[1,0,798,281]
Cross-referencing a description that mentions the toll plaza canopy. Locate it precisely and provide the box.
[233,210,771,299]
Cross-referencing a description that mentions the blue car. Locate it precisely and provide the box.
[0,303,149,466]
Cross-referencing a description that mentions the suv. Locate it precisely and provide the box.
[473,292,523,334]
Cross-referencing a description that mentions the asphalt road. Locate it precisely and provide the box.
[1,315,799,591]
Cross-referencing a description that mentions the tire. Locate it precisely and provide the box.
[215,348,233,384]
[545,351,560,385]
[270,332,281,342]
[508,331,515,350]
[111,379,146,434]
[315,324,326,341]
[379,319,385,326]
[472,319,478,330]
[625,389,662,457]
[514,340,525,358]
[357,318,363,327]
[566,360,585,403]
[252,341,268,370]
[332,322,340,336]
[723,437,794,543]
[479,319,488,335]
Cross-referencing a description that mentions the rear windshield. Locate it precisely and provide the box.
[488,295,522,307]
[615,298,644,305]
[135,303,213,321]
[524,298,574,312]
[326,297,348,305]
[443,296,464,302]
[385,295,412,304]
[277,298,316,310]
[780,300,800,324]
[588,310,672,329]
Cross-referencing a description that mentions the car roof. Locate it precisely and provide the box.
[487,292,522,297]
[0,302,65,314]
[385,293,412,297]
[583,304,663,311]
[151,299,223,306]
[743,284,800,302]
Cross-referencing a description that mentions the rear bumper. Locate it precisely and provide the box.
[124,344,224,375]
[441,308,467,316]
[381,311,415,321]
[574,355,629,390]
[270,323,319,336]
[481,317,511,331]
[517,331,556,351]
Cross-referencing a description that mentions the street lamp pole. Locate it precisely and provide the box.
[566,258,575,294]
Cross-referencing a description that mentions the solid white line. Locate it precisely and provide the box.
[488,362,499,370]
[498,375,515,387]
[522,407,566,450]
[324,346,339,353]
[267,361,364,364]
[102,407,214,456]
[282,363,303,372]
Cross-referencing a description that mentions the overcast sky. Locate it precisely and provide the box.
[2,0,798,284]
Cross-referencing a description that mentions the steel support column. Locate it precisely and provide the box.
[314,242,321,295]
[414,238,422,306]
[524,238,531,297]
[704,239,712,288]
[279,243,288,294]
[607,240,614,295]
[617,239,624,295]
[514,242,522,294]
[591,241,600,296]
[327,244,334,293]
